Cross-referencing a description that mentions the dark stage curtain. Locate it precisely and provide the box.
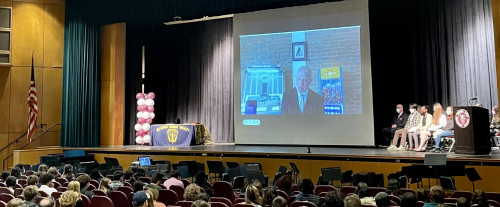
[369,0,497,145]
[125,18,234,144]
[61,1,101,147]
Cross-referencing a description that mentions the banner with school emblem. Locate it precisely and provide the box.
[151,124,196,146]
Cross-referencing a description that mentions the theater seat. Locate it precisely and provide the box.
[109,191,128,207]
[92,195,115,207]
[158,189,178,206]
[210,197,233,207]
[291,201,317,207]
[209,201,229,207]
[213,181,235,203]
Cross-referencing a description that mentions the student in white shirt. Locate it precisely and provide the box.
[39,173,57,196]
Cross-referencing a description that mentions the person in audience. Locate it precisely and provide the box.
[6,198,24,207]
[68,181,80,193]
[272,196,286,207]
[163,170,183,189]
[252,179,263,195]
[388,103,422,150]
[196,193,211,202]
[27,175,39,186]
[192,200,210,207]
[145,172,163,191]
[134,180,144,193]
[132,191,149,207]
[194,171,213,197]
[144,189,156,207]
[423,186,444,207]
[38,197,55,207]
[63,164,75,181]
[14,164,25,173]
[245,185,263,207]
[385,179,401,197]
[48,167,60,181]
[262,188,278,207]
[275,174,293,196]
[38,164,48,174]
[147,188,166,207]
[471,190,489,207]
[110,170,124,190]
[39,173,57,196]
[10,167,21,179]
[412,105,433,150]
[124,169,135,186]
[456,197,470,207]
[382,104,409,145]
[416,103,447,152]
[22,185,39,207]
[89,169,103,183]
[354,182,375,206]
[184,184,202,201]
[99,177,111,195]
[401,192,418,207]
[324,191,344,207]
[344,194,361,207]
[374,192,391,207]
[59,190,83,207]
[76,174,94,199]
[5,176,16,194]
[416,188,429,203]
[432,106,454,152]
[296,178,321,207]
[1,171,10,182]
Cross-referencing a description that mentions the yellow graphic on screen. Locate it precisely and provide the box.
[167,129,179,144]
[321,67,340,79]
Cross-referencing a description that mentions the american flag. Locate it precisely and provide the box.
[27,55,38,141]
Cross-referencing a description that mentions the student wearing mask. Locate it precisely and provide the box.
[388,103,421,151]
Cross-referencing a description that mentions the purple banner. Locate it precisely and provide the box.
[151,124,196,146]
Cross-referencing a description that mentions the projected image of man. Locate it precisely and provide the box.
[281,66,324,114]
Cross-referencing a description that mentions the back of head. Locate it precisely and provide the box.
[344,194,361,207]
[6,198,24,207]
[263,187,277,206]
[386,179,401,196]
[456,197,471,207]
[275,175,293,192]
[184,184,202,201]
[401,192,418,207]
[76,174,91,188]
[246,185,263,205]
[299,178,314,194]
[124,170,134,180]
[1,171,10,181]
[355,182,371,199]
[68,181,80,192]
[39,164,48,173]
[132,191,149,207]
[23,185,39,201]
[89,168,102,180]
[429,186,445,203]
[272,196,286,207]
[151,172,163,184]
[40,173,55,186]
[325,191,344,207]
[59,190,81,207]
[113,170,124,181]
[144,189,155,207]
[39,197,55,207]
[472,190,488,207]
[134,180,144,192]
[416,188,429,202]
[10,167,21,179]
[48,167,59,177]
[170,170,181,179]
[27,175,39,186]
[196,193,210,202]
[195,171,207,184]
[100,177,111,189]
[64,164,73,174]
[5,176,16,188]
[375,192,390,207]
[192,200,210,207]
[252,179,263,194]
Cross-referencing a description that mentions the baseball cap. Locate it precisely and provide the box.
[133,191,149,206]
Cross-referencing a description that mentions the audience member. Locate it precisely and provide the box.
[145,172,163,190]
[68,181,80,193]
[324,191,344,207]
[385,179,401,197]
[59,190,83,207]
[38,197,55,207]
[1,171,10,182]
[272,196,286,207]
[39,173,57,196]
[144,189,156,207]
[27,175,39,186]
[382,104,409,145]
[48,167,59,178]
[134,180,145,193]
[252,179,263,195]
[456,197,470,207]
[275,175,293,196]
[344,194,361,207]
[6,198,24,207]
[184,184,202,201]
[416,188,429,203]
[76,174,94,199]
[246,185,263,207]
[354,182,375,205]
[263,188,278,207]
[99,177,111,194]
[374,192,391,207]
[401,192,418,207]
[194,172,213,197]
[196,193,210,202]
[124,169,135,186]
[192,200,210,207]
[110,170,124,190]
[38,164,48,174]
[295,178,321,207]
[423,186,444,207]
[63,164,75,181]
[89,169,103,183]
[471,190,489,207]
[10,167,21,179]
[388,103,421,150]
[163,170,183,189]
[22,185,39,207]
[14,164,25,173]
[132,191,149,207]
[5,176,16,194]
[416,103,447,152]
[147,188,166,207]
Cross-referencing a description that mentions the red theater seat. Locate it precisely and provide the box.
[92,195,115,207]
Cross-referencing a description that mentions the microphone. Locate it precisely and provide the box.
[307,147,311,153]
[470,97,477,100]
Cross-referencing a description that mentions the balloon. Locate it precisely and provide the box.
[146,118,152,124]
[145,99,154,106]
[143,135,151,143]
[147,92,155,99]
[144,130,150,135]
[136,93,145,100]
[147,106,155,112]
[142,123,151,131]
[150,112,155,119]
[136,105,142,111]
[134,124,142,131]
[139,105,148,111]
[135,131,144,137]
[137,99,146,106]
[142,112,150,119]
[137,118,145,124]
[135,136,143,144]
[136,112,143,119]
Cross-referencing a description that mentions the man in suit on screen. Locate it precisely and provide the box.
[281,66,324,115]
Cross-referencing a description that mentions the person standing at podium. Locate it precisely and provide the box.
[432,106,454,152]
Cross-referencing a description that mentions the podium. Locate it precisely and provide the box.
[453,106,491,155]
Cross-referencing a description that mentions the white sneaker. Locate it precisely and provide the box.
[397,146,405,151]
[387,145,397,150]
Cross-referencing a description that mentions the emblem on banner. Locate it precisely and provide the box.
[455,109,470,128]
[167,128,179,143]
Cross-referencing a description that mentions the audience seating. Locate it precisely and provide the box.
[90,180,100,188]
[158,189,178,206]
[213,181,236,203]
[488,200,500,207]
[56,178,68,185]
[487,192,500,203]
[81,194,92,207]
[18,179,26,187]
[176,201,194,207]
[87,184,96,191]
[36,196,45,203]
[445,203,457,207]
[39,190,49,197]
[52,191,63,200]
[0,194,14,203]
[287,195,297,207]
[291,201,318,207]
[0,184,4,188]
[210,201,230,207]
[53,182,61,188]
[139,177,151,184]
[16,195,24,200]
[314,185,336,195]
[13,188,23,197]
[340,186,356,196]
[369,187,386,197]
[444,198,457,203]
[0,188,11,195]
[92,189,107,196]
[400,188,416,195]
[181,179,191,187]
[128,192,135,207]
[109,191,129,207]
[451,191,473,202]
[291,184,300,193]
[170,185,185,201]
[63,182,70,187]
[234,204,255,207]
[123,182,133,188]
[388,195,401,205]
[276,190,289,200]
[92,195,115,207]
[0,201,5,207]
[57,186,68,192]
[118,186,133,196]
[210,197,234,207]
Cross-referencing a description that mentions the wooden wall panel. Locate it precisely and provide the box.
[9,67,43,132]
[41,67,62,129]
[493,0,500,104]
[0,1,12,7]
[0,69,10,133]
[43,4,64,67]
[11,2,44,66]
[12,0,43,4]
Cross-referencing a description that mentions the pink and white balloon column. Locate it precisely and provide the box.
[135,92,156,145]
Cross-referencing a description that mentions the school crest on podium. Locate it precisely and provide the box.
[168,128,179,143]
[455,109,470,128]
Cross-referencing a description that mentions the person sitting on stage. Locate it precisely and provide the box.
[491,106,499,129]
[295,178,321,207]
[344,194,361,207]
[400,192,418,207]
[423,186,444,207]
[324,191,344,207]
[109,170,124,190]
[412,105,433,151]
[245,185,263,207]
[99,177,111,195]
[415,103,447,152]
[355,182,375,206]
[374,192,390,207]
[39,173,57,196]
[382,104,409,146]
[163,170,184,189]
[388,103,421,150]
[431,106,454,152]
[145,172,163,191]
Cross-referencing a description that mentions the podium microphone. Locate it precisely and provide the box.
[470,97,477,100]
[307,147,311,153]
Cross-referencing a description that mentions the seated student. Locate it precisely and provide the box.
[324,191,344,207]
[471,190,489,207]
[272,196,286,207]
[38,164,48,174]
[196,193,211,202]
[245,185,263,207]
[374,192,391,207]
[6,198,24,207]
[89,169,103,183]
[27,175,39,186]
[382,104,409,146]
[344,194,361,207]
[401,192,418,207]
[416,103,447,152]
[354,182,375,206]
[59,190,84,207]
[423,186,445,207]
[275,174,293,196]
[144,172,163,191]
[10,167,21,179]
[23,185,39,207]
[134,180,144,193]
[412,105,433,151]
[183,184,202,201]
[124,169,135,186]
[63,164,75,181]
[432,106,454,152]
[295,178,321,207]
[388,103,422,150]
[1,171,10,183]
[456,197,470,207]
[99,177,112,194]
[39,197,55,207]
[5,176,16,194]
[194,172,213,197]
[39,173,58,196]
[68,181,80,193]
[110,170,124,190]
[192,200,210,207]
[76,174,94,199]
[148,188,166,207]
[416,188,430,203]
[491,106,499,129]
[163,170,184,189]
[385,179,401,197]
[263,188,278,207]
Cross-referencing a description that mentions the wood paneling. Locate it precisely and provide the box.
[41,67,62,128]
[0,1,12,7]
[493,0,500,104]
[13,0,44,4]
[40,131,60,146]
[11,2,44,66]
[13,147,63,165]
[45,0,64,5]
[0,68,10,133]
[9,67,43,132]
[43,3,64,67]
